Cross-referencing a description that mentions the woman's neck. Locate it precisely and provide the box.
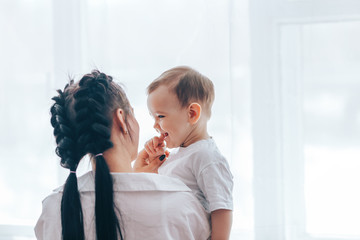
[92,146,133,173]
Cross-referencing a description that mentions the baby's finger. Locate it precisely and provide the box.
[158,133,166,142]
[152,140,165,154]
[152,137,163,149]
[145,143,156,156]
[147,139,158,153]
[158,142,166,148]
[148,139,156,150]
[152,137,159,149]
[148,138,157,151]
[154,135,166,149]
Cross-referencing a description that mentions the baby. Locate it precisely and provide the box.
[144,66,233,239]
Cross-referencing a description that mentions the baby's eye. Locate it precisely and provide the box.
[157,115,165,118]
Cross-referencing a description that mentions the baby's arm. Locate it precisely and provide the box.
[196,159,233,239]
[211,209,232,240]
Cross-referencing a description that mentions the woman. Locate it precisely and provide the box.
[35,70,210,240]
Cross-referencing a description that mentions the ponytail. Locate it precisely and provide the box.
[95,156,122,239]
[61,173,84,240]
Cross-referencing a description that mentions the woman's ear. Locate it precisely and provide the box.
[114,108,128,134]
[188,103,202,124]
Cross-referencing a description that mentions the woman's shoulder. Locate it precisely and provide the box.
[111,177,211,239]
[35,192,62,240]
[41,191,62,215]
[111,172,191,192]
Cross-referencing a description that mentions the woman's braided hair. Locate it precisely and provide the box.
[50,70,131,240]
[51,80,78,170]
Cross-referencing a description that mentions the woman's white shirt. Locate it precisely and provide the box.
[35,171,210,240]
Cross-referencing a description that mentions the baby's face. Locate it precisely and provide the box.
[147,85,191,148]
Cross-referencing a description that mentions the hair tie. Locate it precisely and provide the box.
[95,153,103,157]
[70,170,76,174]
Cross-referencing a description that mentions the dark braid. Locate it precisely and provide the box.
[51,70,130,240]
[51,81,78,169]
[50,81,84,240]
[73,71,123,239]
[75,74,113,154]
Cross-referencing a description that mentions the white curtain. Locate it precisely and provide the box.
[2,0,359,240]
[0,0,251,239]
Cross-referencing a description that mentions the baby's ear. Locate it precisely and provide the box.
[188,103,202,124]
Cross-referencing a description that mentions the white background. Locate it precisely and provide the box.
[0,0,359,239]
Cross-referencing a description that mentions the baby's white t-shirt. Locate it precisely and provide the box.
[158,138,233,213]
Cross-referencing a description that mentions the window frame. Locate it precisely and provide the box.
[250,0,360,239]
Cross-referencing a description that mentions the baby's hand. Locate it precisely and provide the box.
[133,134,169,173]
[133,148,168,173]
[144,134,167,158]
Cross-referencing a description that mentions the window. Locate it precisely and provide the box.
[251,0,360,239]
[0,1,55,239]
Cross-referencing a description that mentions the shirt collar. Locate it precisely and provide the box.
[54,171,191,193]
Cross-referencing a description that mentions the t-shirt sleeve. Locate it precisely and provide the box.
[196,160,234,212]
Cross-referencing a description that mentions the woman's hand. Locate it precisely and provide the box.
[133,134,169,173]
[133,148,169,173]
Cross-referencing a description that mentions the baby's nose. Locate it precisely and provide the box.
[153,121,160,131]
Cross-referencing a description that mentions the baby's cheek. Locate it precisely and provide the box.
[159,122,166,130]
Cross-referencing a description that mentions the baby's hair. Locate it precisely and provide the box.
[147,66,215,117]
[50,70,131,240]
